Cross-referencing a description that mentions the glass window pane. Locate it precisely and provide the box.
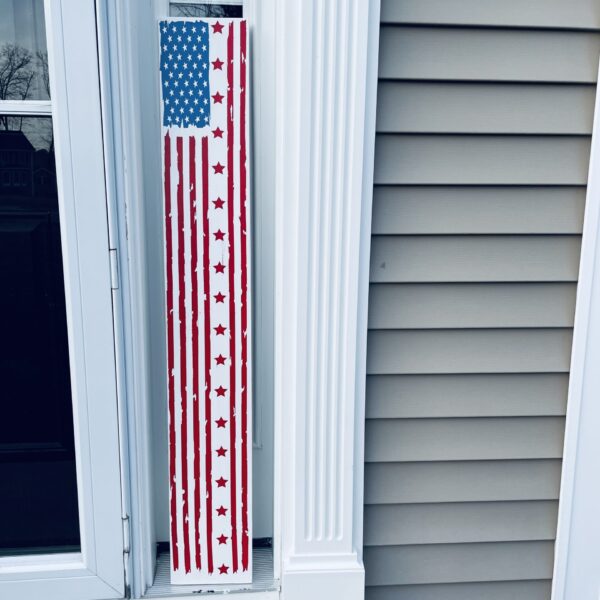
[169,3,243,18]
[0,0,49,101]
[0,116,79,556]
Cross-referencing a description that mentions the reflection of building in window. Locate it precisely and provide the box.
[0,129,56,203]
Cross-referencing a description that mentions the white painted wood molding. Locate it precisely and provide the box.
[273,2,380,599]
[552,60,600,600]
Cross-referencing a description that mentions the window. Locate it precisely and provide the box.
[0,1,124,598]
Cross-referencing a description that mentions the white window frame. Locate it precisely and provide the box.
[0,1,125,599]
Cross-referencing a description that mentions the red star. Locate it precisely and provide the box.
[212,127,224,138]
[216,417,227,428]
[213,197,225,209]
[212,162,225,174]
[212,91,224,104]
[216,446,227,457]
[216,477,227,488]
[214,292,226,303]
[218,564,229,574]
[214,324,226,335]
[215,354,226,365]
[213,229,225,241]
[212,21,224,34]
[215,385,227,397]
[217,534,228,545]
[216,505,227,516]
[214,262,225,273]
[212,58,224,70]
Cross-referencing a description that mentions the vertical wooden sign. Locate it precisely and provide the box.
[159,18,252,584]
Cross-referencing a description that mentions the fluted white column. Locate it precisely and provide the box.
[273,1,380,599]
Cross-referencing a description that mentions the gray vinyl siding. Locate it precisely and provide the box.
[365,3,597,598]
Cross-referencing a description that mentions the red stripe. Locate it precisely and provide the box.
[202,135,214,573]
[227,21,238,573]
[239,20,249,572]
[177,137,191,574]
[165,133,179,571]
[190,137,201,571]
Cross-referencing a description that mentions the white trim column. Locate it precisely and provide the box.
[273,2,380,599]
[552,61,600,600]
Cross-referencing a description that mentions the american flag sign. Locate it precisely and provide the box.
[159,18,252,584]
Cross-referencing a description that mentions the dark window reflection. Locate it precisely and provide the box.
[170,3,243,18]
[0,117,79,556]
[0,0,49,101]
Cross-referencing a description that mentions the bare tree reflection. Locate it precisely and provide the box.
[0,44,35,102]
[0,44,52,151]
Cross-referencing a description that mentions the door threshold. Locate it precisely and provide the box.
[144,546,278,598]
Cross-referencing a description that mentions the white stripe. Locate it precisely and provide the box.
[170,134,184,571]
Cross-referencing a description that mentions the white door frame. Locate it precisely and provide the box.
[552,61,600,600]
[0,1,125,599]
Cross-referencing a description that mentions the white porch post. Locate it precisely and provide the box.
[273,1,380,599]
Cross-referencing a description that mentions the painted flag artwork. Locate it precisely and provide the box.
[159,18,252,585]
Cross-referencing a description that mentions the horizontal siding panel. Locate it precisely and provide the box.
[366,580,552,600]
[374,135,591,185]
[367,329,573,374]
[364,541,554,585]
[368,283,576,329]
[371,187,585,235]
[370,235,581,282]
[364,501,558,545]
[379,26,600,82]
[365,417,565,462]
[377,82,595,134]
[366,374,568,418]
[381,0,600,30]
[364,460,562,504]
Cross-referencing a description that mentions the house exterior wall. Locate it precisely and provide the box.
[364,1,599,598]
